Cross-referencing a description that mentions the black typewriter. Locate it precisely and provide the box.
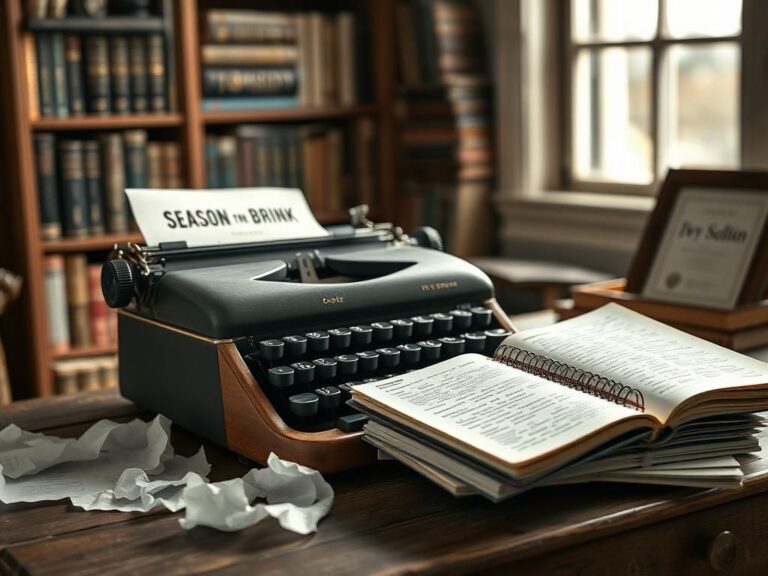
[102,207,515,472]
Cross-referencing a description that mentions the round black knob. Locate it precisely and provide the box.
[102,259,134,308]
[410,226,444,251]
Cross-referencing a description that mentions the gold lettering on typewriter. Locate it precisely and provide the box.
[323,296,345,305]
[420,280,459,293]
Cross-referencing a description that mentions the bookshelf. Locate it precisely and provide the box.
[0,0,397,399]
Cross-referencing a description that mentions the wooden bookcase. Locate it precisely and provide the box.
[0,0,397,399]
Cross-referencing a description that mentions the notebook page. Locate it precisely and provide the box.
[502,304,768,423]
[352,354,642,469]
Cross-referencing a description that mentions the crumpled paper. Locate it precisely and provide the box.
[179,452,334,534]
[0,417,334,534]
[0,415,194,509]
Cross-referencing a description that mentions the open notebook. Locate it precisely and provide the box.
[350,304,768,499]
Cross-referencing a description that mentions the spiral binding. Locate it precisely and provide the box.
[493,345,645,412]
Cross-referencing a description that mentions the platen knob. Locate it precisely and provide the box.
[102,259,135,308]
[410,226,444,251]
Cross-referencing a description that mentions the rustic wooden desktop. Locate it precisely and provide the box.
[1,390,768,575]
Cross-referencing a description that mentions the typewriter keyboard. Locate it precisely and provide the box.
[241,306,511,433]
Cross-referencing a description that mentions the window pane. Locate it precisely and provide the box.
[665,0,741,38]
[573,48,653,183]
[663,43,739,169]
[572,0,657,42]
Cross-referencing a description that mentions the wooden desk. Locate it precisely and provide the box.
[2,391,768,575]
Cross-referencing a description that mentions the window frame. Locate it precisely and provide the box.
[563,0,744,196]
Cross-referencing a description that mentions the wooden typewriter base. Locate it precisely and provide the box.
[118,299,515,473]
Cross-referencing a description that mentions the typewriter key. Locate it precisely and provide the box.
[371,322,394,342]
[350,325,373,346]
[376,347,401,370]
[267,366,294,388]
[449,309,473,330]
[259,339,285,360]
[397,343,422,364]
[306,331,330,353]
[288,393,319,417]
[328,328,352,349]
[439,336,466,357]
[484,328,511,353]
[430,312,453,334]
[336,413,369,432]
[291,361,316,384]
[418,340,443,362]
[356,350,380,373]
[464,331,487,353]
[335,354,359,376]
[470,307,493,327]
[282,335,308,356]
[312,358,338,380]
[411,315,434,336]
[316,386,342,412]
[391,318,414,339]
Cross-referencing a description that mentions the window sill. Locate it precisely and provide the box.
[493,190,654,254]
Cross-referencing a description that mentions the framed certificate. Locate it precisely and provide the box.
[626,169,768,309]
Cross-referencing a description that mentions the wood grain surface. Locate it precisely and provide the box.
[2,391,768,575]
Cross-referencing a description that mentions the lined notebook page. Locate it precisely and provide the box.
[502,304,768,423]
[352,354,641,469]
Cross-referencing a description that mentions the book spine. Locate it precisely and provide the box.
[204,12,297,44]
[109,36,131,114]
[87,264,110,347]
[322,17,337,105]
[65,253,91,347]
[99,133,128,233]
[98,357,119,389]
[25,34,40,120]
[34,132,61,240]
[200,95,298,112]
[77,360,102,391]
[205,137,220,188]
[308,14,324,106]
[128,36,148,113]
[123,129,148,187]
[201,44,299,67]
[64,35,85,116]
[287,130,301,188]
[84,36,111,115]
[44,254,70,353]
[58,139,89,238]
[82,140,105,235]
[336,13,356,106]
[218,136,238,188]
[51,33,69,117]
[35,33,55,117]
[146,34,166,112]
[202,67,298,97]
[161,142,182,188]
[53,362,80,395]
[146,142,163,188]
[48,0,66,18]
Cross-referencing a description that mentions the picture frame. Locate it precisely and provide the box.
[625,169,768,310]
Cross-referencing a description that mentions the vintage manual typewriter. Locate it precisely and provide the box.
[103,205,515,472]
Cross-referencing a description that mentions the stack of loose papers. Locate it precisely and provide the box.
[349,355,765,502]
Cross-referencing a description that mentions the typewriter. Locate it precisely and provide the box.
[103,208,515,472]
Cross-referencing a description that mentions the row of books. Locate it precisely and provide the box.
[200,9,366,111]
[396,0,494,257]
[53,355,119,396]
[35,131,182,240]
[44,254,117,354]
[204,119,376,213]
[27,32,168,119]
[27,0,158,18]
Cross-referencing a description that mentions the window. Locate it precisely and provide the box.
[567,0,742,193]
